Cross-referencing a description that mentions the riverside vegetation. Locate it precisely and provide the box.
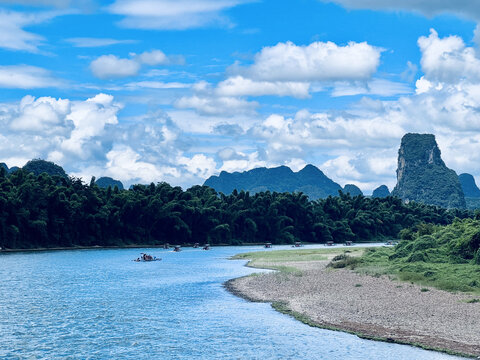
[233,218,480,294]
[359,218,480,293]
[0,165,474,250]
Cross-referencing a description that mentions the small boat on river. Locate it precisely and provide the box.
[134,253,161,262]
[173,245,181,252]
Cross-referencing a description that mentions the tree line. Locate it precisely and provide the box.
[0,168,473,250]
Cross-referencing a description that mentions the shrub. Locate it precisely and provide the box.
[328,255,360,269]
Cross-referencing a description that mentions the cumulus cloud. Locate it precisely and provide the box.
[90,50,185,79]
[198,40,384,100]
[107,0,252,30]
[0,65,62,89]
[418,29,480,84]
[321,0,480,21]
[0,94,220,188]
[233,41,382,82]
[10,95,70,132]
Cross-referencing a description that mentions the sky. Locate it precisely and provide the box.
[1,0,480,193]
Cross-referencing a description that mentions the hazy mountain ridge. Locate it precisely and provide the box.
[372,185,390,198]
[204,164,343,200]
[95,177,124,190]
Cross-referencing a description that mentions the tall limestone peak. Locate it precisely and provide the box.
[391,133,465,209]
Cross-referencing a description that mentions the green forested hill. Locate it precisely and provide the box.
[204,164,342,200]
[372,185,390,198]
[95,177,124,190]
[23,159,68,179]
[0,168,472,250]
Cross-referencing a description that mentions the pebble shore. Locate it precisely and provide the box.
[226,256,480,357]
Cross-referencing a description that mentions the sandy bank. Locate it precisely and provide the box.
[226,254,480,358]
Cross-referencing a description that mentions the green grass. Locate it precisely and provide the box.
[231,247,364,271]
[358,247,480,294]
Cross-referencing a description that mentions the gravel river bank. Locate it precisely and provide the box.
[226,249,480,358]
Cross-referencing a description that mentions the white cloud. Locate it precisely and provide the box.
[0,0,93,8]
[0,65,62,89]
[418,29,480,84]
[216,76,311,99]
[108,0,252,30]
[137,49,170,65]
[0,94,226,188]
[66,37,137,47]
[11,95,70,132]
[60,94,122,158]
[103,145,180,184]
[90,50,185,79]
[125,81,191,90]
[321,0,480,21]
[178,154,217,179]
[234,40,382,82]
[175,94,258,116]
[90,55,141,80]
[331,78,412,97]
[0,10,53,52]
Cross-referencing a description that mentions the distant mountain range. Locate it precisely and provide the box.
[4,133,480,209]
[1,159,124,190]
[204,164,368,200]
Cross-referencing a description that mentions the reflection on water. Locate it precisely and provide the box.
[0,245,465,359]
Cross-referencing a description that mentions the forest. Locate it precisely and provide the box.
[0,167,474,250]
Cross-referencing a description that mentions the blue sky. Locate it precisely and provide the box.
[1,0,480,193]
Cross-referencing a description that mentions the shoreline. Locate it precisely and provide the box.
[0,243,271,254]
[0,241,389,254]
[225,251,480,359]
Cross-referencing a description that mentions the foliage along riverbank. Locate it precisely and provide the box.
[0,168,474,250]
[358,218,480,294]
[228,247,480,358]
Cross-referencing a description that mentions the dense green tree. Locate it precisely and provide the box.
[0,170,473,250]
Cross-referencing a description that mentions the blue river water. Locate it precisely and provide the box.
[0,245,465,359]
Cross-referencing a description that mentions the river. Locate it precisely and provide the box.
[0,245,465,359]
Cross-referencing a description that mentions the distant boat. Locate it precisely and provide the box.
[134,253,161,262]
[173,245,181,252]
[264,243,272,248]
[292,242,303,248]
[203,244,210,250]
